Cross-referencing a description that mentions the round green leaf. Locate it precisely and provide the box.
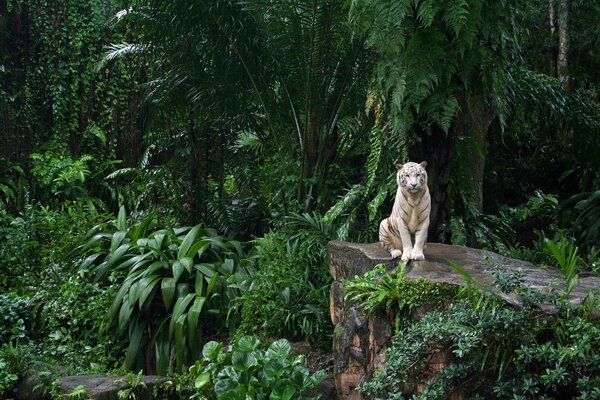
[263,359,285,380]
[237,335,260,352]
[271,379,295,400]
[232,351,258,371]
[202,341,223,361]
[266,339,291,359]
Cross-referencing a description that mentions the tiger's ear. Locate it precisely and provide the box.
[395,163,403,171]
[420,161,427,169]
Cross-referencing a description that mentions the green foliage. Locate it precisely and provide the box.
[349,0,519,139]
[563,190,600,251]
[30,152,93,200]
[544,233,581,295]
[360,292,600,399]
[358,259,600,399]
[344,263,457,317]
[36,274,123,372]
[116,370,147,400]
[235,228,332,347]
[0,201,109,290]
[77,207,250,373]
[0,344,30,398]
[185,336,325,400]
[0,294,34,344]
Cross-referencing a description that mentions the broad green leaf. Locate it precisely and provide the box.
[263,359,285,379]
[231,351,258,371]
[187,296,206,352]
[106,243,131,268]
[138,275,161,309]
[152,233,166,249]
[206,272,219,296]
[80,253,101,270]
[169,293,195,337]
[188,240,210,259]
[194,372,211,389]
[180,257,193,273]
[271,379,295,400]
[195,263,216,277]
[195,272,204,295]
[116,206,127,231]
[110,231,127,252]
[214,378,238,397]
[118,298,134,335]
[161,277,176,309]
[178,225,201,259]
[237,336,260,352]
[175,313,187,369]
[267,339,291,359]
[136,245,170,261]
[173,260,185,283]
[123,319,145,369]
[141,261,167,277]
[202,341,223,361]
[177,282,191,298]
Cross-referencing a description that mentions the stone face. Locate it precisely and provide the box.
[328,241,600,400]
[57,375,173,400]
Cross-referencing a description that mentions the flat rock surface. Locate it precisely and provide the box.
[58,375,172,400]
[329,241,600,307]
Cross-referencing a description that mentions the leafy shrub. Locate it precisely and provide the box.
[77,207,250,373]
[563,190,600,251]
[0,344,30,398]
[235,228,332,347]
[185,336,325,400]
[0,201,109,290]
[35,275,123,373]
[0,294,34,344]
[30,152,94,202]
[359,272,600,399]
[344,264,457,332]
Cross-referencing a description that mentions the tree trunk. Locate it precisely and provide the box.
[454,96,496,212]
[549,0,557,75]
[557,0,570,91]
[408,126,455,242]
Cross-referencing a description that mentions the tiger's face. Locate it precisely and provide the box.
[396,161,428,193]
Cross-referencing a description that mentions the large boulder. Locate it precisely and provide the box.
[329,241,600,400]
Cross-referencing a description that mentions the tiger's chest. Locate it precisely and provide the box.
[393,188,430,232]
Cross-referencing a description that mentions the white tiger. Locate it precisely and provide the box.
[379,161,431,261]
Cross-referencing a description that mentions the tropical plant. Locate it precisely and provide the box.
[187,336,326,400]
[563,190,600,251]
[76,207,250,373]
[345,263,457,316]
[235,219,333,347]
[360,288,600,399]
[544,233,580,295]
[0,344,30,398]
[104,0,373,212]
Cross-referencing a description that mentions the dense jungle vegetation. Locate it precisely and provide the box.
[1,0,599,398]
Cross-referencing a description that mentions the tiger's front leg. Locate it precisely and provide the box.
[379,218,403,259]
[398,223,413,262]
[411,226,428,260]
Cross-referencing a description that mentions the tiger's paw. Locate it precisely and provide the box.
[390,249,403,259]
[411,250,425,261]
[401,251,411,262]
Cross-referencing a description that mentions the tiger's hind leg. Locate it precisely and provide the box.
[379,218,403,259]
